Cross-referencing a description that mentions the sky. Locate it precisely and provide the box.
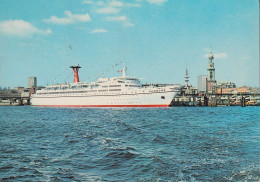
[0,0,259,88]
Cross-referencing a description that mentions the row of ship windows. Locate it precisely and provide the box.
[149,90,165,93]
[36,89,166,96]
[102,85,139,88]
[46,84,139,90]
[37,89,122,95]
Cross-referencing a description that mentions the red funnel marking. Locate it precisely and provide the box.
[70,65,81,83]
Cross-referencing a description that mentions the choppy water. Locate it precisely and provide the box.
[0,106,259,181]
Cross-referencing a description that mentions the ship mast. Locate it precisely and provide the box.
[122,66,127,78]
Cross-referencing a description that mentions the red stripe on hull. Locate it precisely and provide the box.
[34,105,170,107]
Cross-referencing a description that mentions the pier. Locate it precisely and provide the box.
[172,86,260,107]
[0,90,30,106]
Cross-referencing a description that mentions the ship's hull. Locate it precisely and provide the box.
[34,105,170,107]
[31,91,178,107]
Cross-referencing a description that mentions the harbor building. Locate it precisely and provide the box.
[28,76,37,88]
[197,75,207,92]
[14,87,25,94]
[215,81,236,88]
[172,67,199,106]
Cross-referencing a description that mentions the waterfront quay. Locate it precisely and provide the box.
[172,85,260,107]
[0,76,37,106]
[1,86,260,107]
[0,88,30,106]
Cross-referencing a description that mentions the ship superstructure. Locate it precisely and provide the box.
[31,66,182,107]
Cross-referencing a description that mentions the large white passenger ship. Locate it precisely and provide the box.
[31,65,182,107]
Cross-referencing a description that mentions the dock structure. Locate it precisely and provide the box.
[172,86,260,107]
[1,86,259,107]
[0,90,30,106]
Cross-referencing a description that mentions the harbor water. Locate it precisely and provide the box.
[0,106,259,181]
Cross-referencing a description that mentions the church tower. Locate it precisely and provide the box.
[207,51,216,82]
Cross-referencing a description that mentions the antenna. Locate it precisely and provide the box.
[185,66,190,86]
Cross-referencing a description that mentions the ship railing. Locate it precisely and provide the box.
[142,84,181,88]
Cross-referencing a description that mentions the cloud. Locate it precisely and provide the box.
[94,1,141,14]
[214,53,228,59]
[125,3,142,7]
[82,0,93,4]
[91,29,108,33]
[96,1,105,6]
[204,52,228,59]
[109,1,123,7]
[105,16,134,27]
[43,11,91,24]
[147,0,168,5]
[105,16,127,21]
[0,20,52,38]
[90,1,140,26]
[123,21,134,27]
[96,7,120,14]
